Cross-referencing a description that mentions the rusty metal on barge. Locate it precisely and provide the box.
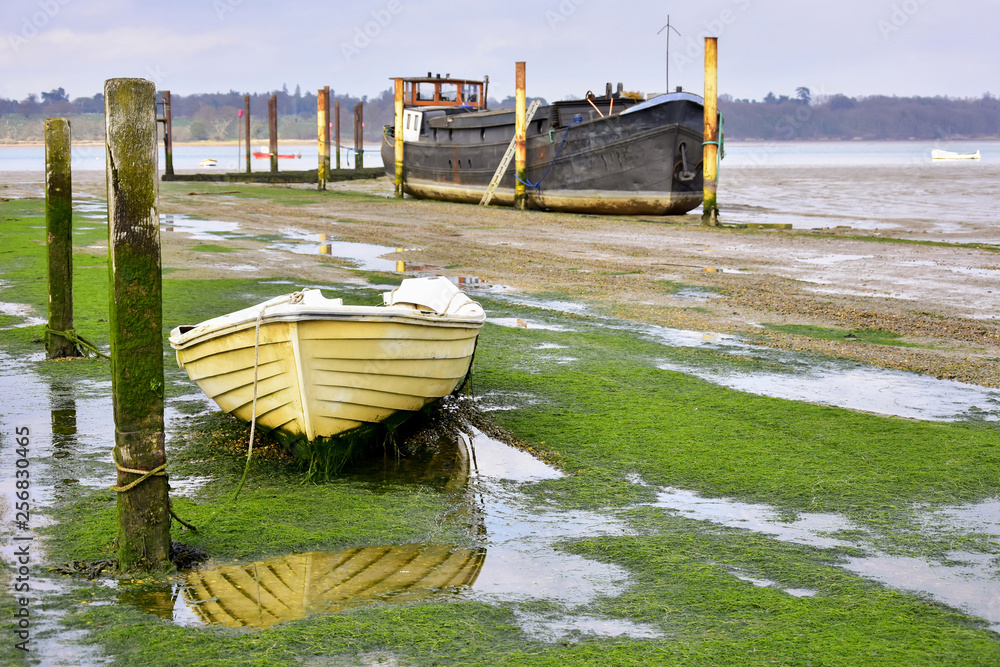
[381,75,705,215]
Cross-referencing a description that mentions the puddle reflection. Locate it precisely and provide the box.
[182,545,485,629]
[160,213,240,240]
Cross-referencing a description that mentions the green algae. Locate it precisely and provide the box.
[763,323,922,348]
[186,244,233,253]
[4,195,1000,665]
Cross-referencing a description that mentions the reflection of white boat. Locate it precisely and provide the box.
[931,149,981,160]
[199,158,217,167]
[169,277,485,442]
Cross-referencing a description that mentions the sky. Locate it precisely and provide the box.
[0,0,997,103]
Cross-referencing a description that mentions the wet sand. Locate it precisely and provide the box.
[4,165,1000,386]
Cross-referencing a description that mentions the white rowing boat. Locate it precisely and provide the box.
[931,148,981,160]
[169,277,485,441]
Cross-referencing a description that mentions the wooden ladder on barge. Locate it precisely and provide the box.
[479,99,542,206]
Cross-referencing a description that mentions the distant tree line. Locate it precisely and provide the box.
[3,84,996,143]
[0,85,547,144]
[720,88,1000,140]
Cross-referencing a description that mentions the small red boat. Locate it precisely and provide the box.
[252,151,301,159]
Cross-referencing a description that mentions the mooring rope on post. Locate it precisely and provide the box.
[109,447,168,493]
[43,326,109,359]
[233,291,305,501]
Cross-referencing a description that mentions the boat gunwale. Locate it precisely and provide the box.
[169,310,484,350]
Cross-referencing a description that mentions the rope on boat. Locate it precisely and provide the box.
[516,116,584,192]
[43,326,109,359]
[233,290,305,501]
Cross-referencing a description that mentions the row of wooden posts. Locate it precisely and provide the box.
[47,79,170,569]
[158,88,366,189]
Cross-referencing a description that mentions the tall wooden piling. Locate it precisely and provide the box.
[44,118,78,359]
[702,37,720,226]
[268,94,278,173]
[514,61,527,211]
[317,89,328,190]
[323,87,332,178]
[354,102,364,169]
[334,101,341,170]
[104,78,170,571]
[162,91,174,177]
[393,78,404,198]
[244,95,251,174]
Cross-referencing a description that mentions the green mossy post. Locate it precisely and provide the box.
[105,78,171,571]
[45,117,80,359]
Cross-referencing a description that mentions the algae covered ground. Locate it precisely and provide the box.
[1,192,999,666]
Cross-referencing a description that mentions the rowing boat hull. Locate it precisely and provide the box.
[169,279,485,441]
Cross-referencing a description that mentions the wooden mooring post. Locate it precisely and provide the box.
[317,88,328,190]
[161,91,174,177]
[393,78,404,198]
[334,101,341,169]
[514,61,527,211]
[323,86,332,178]
[702,37,720,226]
[44,118,79,359]
[354,102,364,169]
[104,78,171,571]
[269,94,278,173]
[244,95,251,174]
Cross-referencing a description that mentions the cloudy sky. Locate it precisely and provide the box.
[1,0,996,102]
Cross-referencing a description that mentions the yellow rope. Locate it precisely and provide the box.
[109,447,168,493]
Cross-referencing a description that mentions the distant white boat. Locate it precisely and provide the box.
[931,149,981,160]
[200,158,218,167]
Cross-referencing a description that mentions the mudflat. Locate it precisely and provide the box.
[5,163,999,386]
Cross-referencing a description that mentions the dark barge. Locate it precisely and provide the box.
[381,75,705,215]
